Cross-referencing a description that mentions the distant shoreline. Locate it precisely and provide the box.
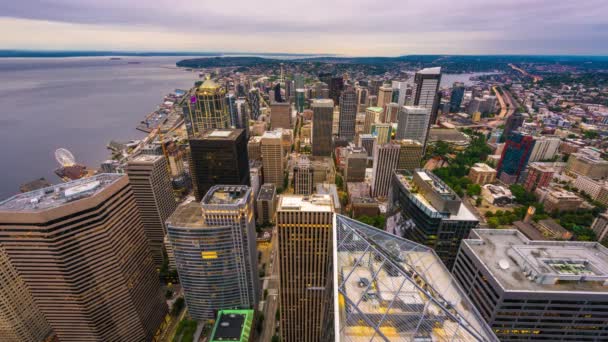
[0,50,334,58]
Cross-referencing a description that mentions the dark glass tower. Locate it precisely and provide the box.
[502,112,525,142]
[497,132,535,183]
[189,129,250,201]
[450,82,465,113]
[338,87,357,141]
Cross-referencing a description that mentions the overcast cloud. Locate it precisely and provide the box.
[1,0,607,55]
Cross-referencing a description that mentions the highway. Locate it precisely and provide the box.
[508,63,543,82]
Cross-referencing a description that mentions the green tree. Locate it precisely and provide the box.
[466,184,481,196]
[335,174,344,191]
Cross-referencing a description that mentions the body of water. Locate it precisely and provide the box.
[0,57,496,199]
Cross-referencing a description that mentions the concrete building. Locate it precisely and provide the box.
[311,99,334,156]
[189,129,250,201]
[0,174,167,341]
[335,215,497,342]
[591,212,608,242]
[270,102,291,129]
[126,154,178,266]
[573,176,605,200]
[247,136,262,160]
[566,148,608,180]
[396,106,431,145]
[344,145,367,182]
[261,130,285,190]
[363,107,382,134]
[376,85,393,111]
[529,136,561,162]
[454,229,608,342]
[524,162,558,192]
[468,163,497,185]
[338,87,357,141]
[410,67,442,128]
[277,195,334,342]
[481,184,514,206]
[371,123,392,144]
[358,134,376,160]
[256,184,277,225]
[396,139,423,171]
[166,186,259,320]
[0,248,53,342]
[384,102,400,123]
[371,142,401,198]
[182,78,231,136]
[293,157,314,195]
[542,188,584,213]
[209,309,254,342]
[389,169,479,268]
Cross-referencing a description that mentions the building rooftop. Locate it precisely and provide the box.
[365,107,383,113]
[278,194,333,212]
[201,185,250,206]
[335,215,497,342]
[471,163,496,173]
[130,154,163,163]
[0,174,123,212]
[418,66,442,75]
[209,309,253,342]
[195,129,243,141]
[257,184,276,201]
[464,229,608,293]
[311,99,334,107]
[428,129,470,144]
[261,130,282,139]
[166,199,205,228]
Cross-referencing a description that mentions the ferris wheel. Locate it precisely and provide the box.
[55,148,76,167]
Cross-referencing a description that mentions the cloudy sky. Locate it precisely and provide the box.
[1,0,607,56]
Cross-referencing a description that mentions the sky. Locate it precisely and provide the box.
[1,0,607,56]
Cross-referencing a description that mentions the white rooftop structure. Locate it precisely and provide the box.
[278,194,334,212]
[418,67,442,75]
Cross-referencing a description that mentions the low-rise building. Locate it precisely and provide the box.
[481,184,514,206]
[351,197,379,218]
[468,163,497,185]
[591,212,608,242]
[523,162,560,192]
[209,309,254,342]
[542,188,584,213]
[573,176,605,199]
[256,184,277,225]
[566,147,608,180]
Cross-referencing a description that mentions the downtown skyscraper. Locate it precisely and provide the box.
[338,87,357,141]
[182,78,231,136]
[311,99,334,156]
[0,174,167,341]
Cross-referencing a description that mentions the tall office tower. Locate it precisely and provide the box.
[377,85,393,110]
[256,184,277,225]
[389,169,478,268]
[166,186,259,321]
[384,102,400,123]
[226,93,238,128]
[311,99,334,156]
[0,247,53,342]
[270,102,291,129]
[249,159,262,200]
[497,132,535,184]
[247,88,261,120]
[334,216,497,342]
[273,83,283,103]
[329,76,344,104]
[293,157,314,195]
[236,83,246,97]
[126,154,178,266]
[344,145,367,182]
[396,139,423,170]
[318,72,332,86]
[294,74,304,89]
[182,79,231,137]
[529,136,560,162]
[261,130,285,189]
[371,142,400,198]
[372,123,392,144]
[338,87,357,141]
[235,98,250,139]
[247,136,262,161]
[454,229,608,342]
[410,67,442,109]
[356,86,368,112]
[358,134,376,159]
[189,129,250,201]
[0,174,167,341]
[369,79,382,96]
[396,105,431,144]
[295,88,305,113]
[277,195,334,342]
[363,107,382,134]
[367,95,378,107]
[450,81,465,112]
[502,112,525,141]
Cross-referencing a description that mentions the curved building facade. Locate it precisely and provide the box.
[182,79,231,136]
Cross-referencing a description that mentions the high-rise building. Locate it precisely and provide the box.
[182,79,231,136]
[338,87,357,141]
[502,112,525,141]
[270,102,291,129]
[371,142,401,198]
[329,76,344,105]
[189,129,250,201]
[334,215,498,342]
[295,88,305,113]
[261,130,285,189]
[166,186,259,320]
[384,102,400,123]
[235,98,250,138]
[389,169,479,268]
[273,83,283,103]
[454,229,608,342]
[396,105,431,144]
[247,136,262,161]
[363,107,382,134]
[0,247,53,342]
[529,136,560,162]
[126,154,178,266]
[294,74,304,89]
[497,132,535,184]
[226,93,238,128]
[247,88,261,120]
[0,174,167,341]
[358,133,376,160]
[256,183,277,225]
[410,67,442,110]
[311,99,334,156]
[396,139,423,170]
[293,157,314,195]
[277,194,334,342]
[450,81,465,112]
[377,85,393,110]
[371,123,392,145]
[356,86,368,113]
[524,162,557,192]
[344,145,367,182]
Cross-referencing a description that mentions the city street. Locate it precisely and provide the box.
[259,227,279,342]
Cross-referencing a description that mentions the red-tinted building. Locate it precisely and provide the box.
[524,162,556,192]
[497,132,535,184]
